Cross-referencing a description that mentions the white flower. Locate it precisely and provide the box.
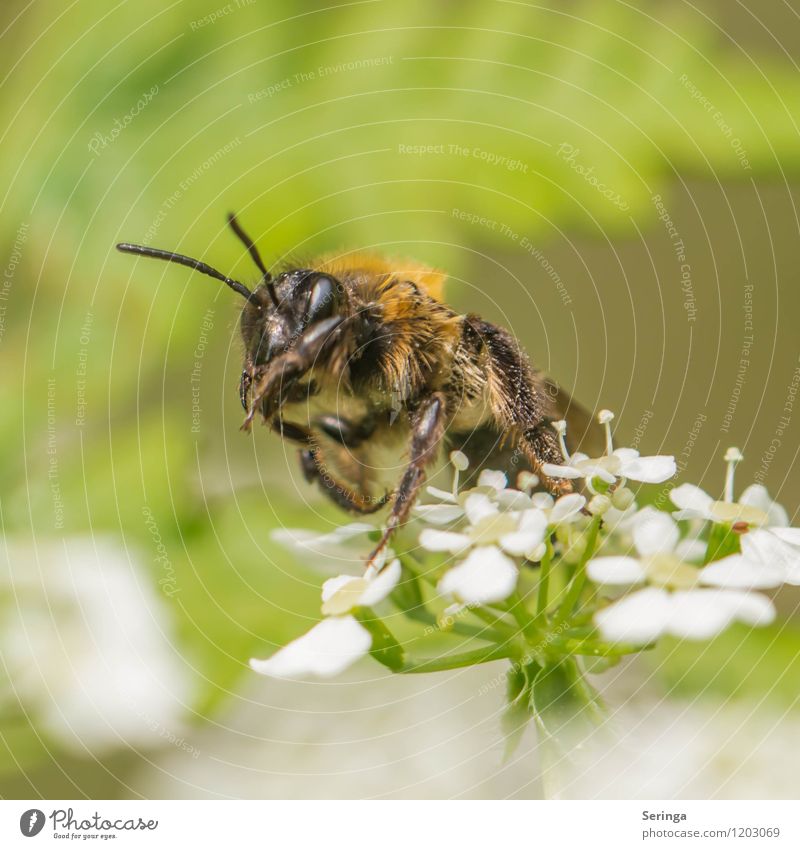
[587,508,777,642]
[416,465,533,525]
[250,559,401,679]
[320,558,402,614]
[670,448,800,583]
[438,546,519,605]
[0,537,192,753]
[595,586,775,643]
[540,411,676,487]
[731,529,800,586]
[419,495,548,558]
[249,617,372,678]
[272,521,393,574]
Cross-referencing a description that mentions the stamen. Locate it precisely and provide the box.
[597,409,615,455]
[449,450,469,495]
[552,419,570,461]
[723,446,743,503]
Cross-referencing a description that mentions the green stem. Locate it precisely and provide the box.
[555,516,601,623]
[536,536,554,619]
[399,642,514,673]
[505,589,539,642]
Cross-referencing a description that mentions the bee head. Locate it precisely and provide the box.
[241,268,343,365]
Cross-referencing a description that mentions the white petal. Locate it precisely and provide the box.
[587,556,646,585]
[477,469,507,491]
[519,508,549,532]
[669,483,714,520]
[675,537,707,563]
[741,529,800,585]
[321,574,359,603]
[463,492,498,525]
[666,590,775,639]
[771,527,800,546]
[550,493,586,524]
[425,485,458,504]
[495,489,534,510]
[579,462,617,485]
[595,587,672,643]
[529,492,555,510]
[500,511,547,557]
[413,503,464,525]
[612,447,640,463]
[541,462,583,480]
[249,617,371,678]
[419,528,471,554]
[619,454,676,483]
[438,546,519,605]
[699,553,784,590]
[360,558,402,606]
[739,484,789,527]
[632,508,680,557]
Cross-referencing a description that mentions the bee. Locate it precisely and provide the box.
[118,214,601,567]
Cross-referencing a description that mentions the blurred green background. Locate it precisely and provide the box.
[2,0,799,799]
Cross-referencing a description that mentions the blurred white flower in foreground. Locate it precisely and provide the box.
[541,411,676,486]
[250,559,400,679]
[0,537,192,753]
[588,508,777,642]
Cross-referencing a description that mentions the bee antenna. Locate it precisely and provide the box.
[226,212,280,308]
[116,242,259,304]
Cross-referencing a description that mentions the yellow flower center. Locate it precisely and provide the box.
[709,500,769,526]
[644,554,700,589]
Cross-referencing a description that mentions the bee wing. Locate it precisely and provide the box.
[542,378,605,457]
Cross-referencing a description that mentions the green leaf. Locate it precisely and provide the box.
[390,563,429,623]
[501,660,536,760]
[530,659,603,749]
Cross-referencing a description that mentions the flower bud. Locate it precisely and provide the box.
[611,486,635,510]
[588,494,611,516]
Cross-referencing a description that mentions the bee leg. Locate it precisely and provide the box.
[274,419,388,514]
[519,421,573,497]
[366,393,446,569]
[464,316,572,497]
[298,450,389,514]
[242,316,347,430]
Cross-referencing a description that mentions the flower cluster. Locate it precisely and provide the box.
[251,410,798,748]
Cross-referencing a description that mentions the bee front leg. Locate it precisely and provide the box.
[366,393,446,570]
[275,420,389,515]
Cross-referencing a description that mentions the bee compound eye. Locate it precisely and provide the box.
[306,275,337,322]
